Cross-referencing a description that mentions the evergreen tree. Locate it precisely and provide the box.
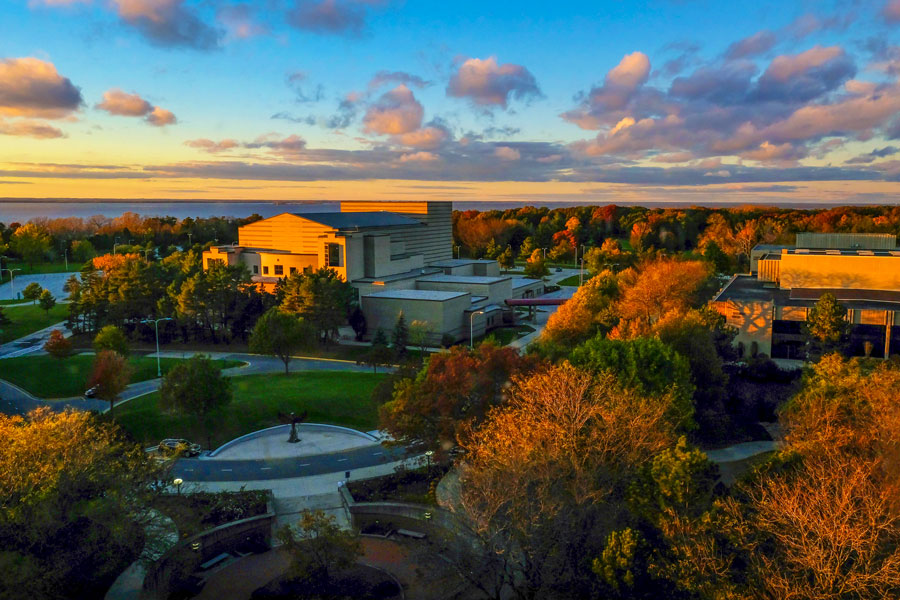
[38,289,55,315]
[366,328,392,374]
[391,311,409,360]
[805,292,849,359]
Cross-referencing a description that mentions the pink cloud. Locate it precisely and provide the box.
[883,0,900,23]
[363,85,423,135]
[762,45,844,82]
[494,146,521,160]
[394,126,448,149]
[399,151,439,162]
[112,0,219,49]
[185,138,239,153]
[0,57,82,119]
[446,56,541,108]
[0,118,65,139]
[96,88,176,126]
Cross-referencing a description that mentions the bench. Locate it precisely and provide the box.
[199,552,231,570]
[396,528,426,539]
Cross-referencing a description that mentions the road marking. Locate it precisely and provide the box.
[260,467,272,471]
[372,452,383,455]
[337,458,348,462]
[299,463,310,467]
[183,468,194,472]
[220,468,233,472]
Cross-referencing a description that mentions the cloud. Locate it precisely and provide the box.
[287,0,386,36]
[883,0,900,23]
[286,71,325,103]
[755,46,855,102]
[399,151,439,162]
[218,4,268,40]
[184,138,239,153]
[394,125,449,149]
[0,118,65,139]
[363,85,423,135]
[368,70,430,90]
[446,56,541,108]
[494,146,521,160]
[112,0,220,49]
[845,146,899,164]
[0,57,82,118]
[725,31,777,59]
[244,133,307,156]
[96,88,177,126]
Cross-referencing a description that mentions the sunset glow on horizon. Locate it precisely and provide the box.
[3,1,900,205]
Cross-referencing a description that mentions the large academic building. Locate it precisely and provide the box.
[203,201,544,343]
[712,232,900,360]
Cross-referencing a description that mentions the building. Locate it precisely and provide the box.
[203,201,545,344]
[713,233,900,360]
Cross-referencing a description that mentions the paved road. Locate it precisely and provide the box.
[0,272,77,302]
[172,443,412,482]
[0,321,73,359]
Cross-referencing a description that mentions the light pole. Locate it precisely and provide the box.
[454,246,460,259]
[2,268,22,300]
[580,244,586,286]
[63,247,68,271]
[542,248,547,260]
[187,233,193,246]
[469,310,485,350]
[173,478,183,496]
[141,317,174,377]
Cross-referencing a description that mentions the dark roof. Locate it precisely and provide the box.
[714,276,900,310]
[293,211,423,229]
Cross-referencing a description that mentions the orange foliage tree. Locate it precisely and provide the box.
[87,350,133,413]
[540,270,618,351]
[42,329,72,359]
[378,342,539,453]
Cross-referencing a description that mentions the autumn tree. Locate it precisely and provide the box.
[43,329,72,359]
[523,248,549,279]
[22,282,42,304]
[0,409,160,600]
[497,245,515,270]
[538,269,618,354]
[379,342,538,453]
[804,292,849,359]
[71,239,96,263]
[38,289,55,315]
[457,364,679,598]
[87,350,132,414]
[408,319,434,360]
[277,510,362,589]
[159,354,232,450]
[11,223,50,268]
[249,308,316,374]
[93,324,130,357]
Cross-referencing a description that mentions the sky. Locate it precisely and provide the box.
[2,0,900,206]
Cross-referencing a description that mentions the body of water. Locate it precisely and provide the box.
[0,198,881,223]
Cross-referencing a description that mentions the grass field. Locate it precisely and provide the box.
[116,370,386,447]
[557,273,594,286]
[0,303,69,343]
[468,324,535,347]
[0,353,244,398]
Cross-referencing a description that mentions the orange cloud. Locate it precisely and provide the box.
[0,57,82,118]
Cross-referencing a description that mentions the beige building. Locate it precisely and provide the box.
[714,232,900,360]
[203,201,544,343]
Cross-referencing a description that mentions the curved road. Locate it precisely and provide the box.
[172,443,413,482]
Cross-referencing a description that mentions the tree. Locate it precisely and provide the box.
[538,269,618,353]
[280,268,354,345]
[0,306,9,326]
[87,350,132,414]
[702,240,731,274]
[523,248,549,279]
[391,310,409,360]
[408,319,434,360]
[159,354,232,450]
[570,335,695,430]
[277,510,362,589]
[804,292,848,358]
[457,364,678,598]
[11,223,50,268]
[498,245,515,270]
[249,308,316,374]
[348,306,367,341]
[71,239,96,263]
[22,282,42,304]
[93,324,130,357]
[38,289,55,315]
[365,328,392,374]
[379,342,538,453]
[0,408,160,600]
[43,329,72,359]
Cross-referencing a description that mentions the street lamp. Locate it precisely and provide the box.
[187,233,193,246]
[62,247,68,271]
[579,244,587,286]
[2,268,22,300]
[141,317,174,377]
[173,478,183,496]
[454,245,460,259]
[469,310,485,350]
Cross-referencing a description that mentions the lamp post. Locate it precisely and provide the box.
[63,247,68,271]
[542,248,547,260]
[2,268,22,300]
[579,244,586,286]
[187,233,193,247]
[141,317,174,377]
[469,310,485,350]
[173,478,183,496]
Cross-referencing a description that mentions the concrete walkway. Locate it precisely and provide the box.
[0,320,73,359]
[105,509,179,600]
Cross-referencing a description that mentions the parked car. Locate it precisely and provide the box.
[555,267,563,272]
[84,385,98,398]
[156,438,202,457]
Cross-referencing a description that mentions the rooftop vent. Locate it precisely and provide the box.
[858,250,874,256]
[825,249,841,255]
[795,248,809,254]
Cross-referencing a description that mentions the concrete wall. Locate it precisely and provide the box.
[361,293,472,342]
[715,299,773,357]
[780,253,900,291]
[416,278,512,305]
[342,201,453,265]
[758,258,780,282]
[255,252,317,277]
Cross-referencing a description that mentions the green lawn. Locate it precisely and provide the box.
[116,371,386,447]
[0,261,84,281]
[557,273,594,286]
[468,324,535,347]
[0,353,244,398]
[0,303,69,343]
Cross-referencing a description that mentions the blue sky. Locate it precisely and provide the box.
[2,0,900,204]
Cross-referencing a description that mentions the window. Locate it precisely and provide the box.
[325,243,342,267]
[274,265,284,276]
[252,265,258,274]
[206,258,224,268]
[263,266,269,275]
[289,267,297,274]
